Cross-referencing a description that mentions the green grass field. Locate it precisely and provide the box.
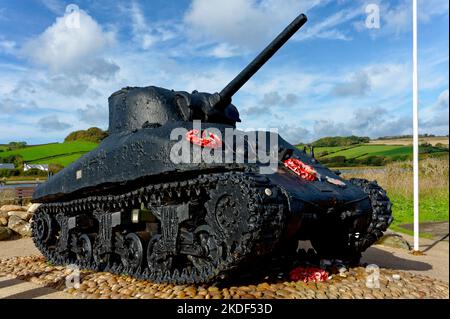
[342,157,449,237]
[314,145,358,156]
[320,144,410,159]
[388,191,449,237]
[0,141,98,166]
[30,153,90,167]
[312,143,447,162]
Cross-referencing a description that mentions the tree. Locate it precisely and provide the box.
[0,155,24,169]
[6,141,27,151]
[64,127,108,143]
[312,136,370,147]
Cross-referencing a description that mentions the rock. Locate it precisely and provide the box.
[376,233,411,250]
[338,266,347,275]
[0,211,8,219]
[8,210,32,221]
[392,274,401,281]
[7,215,32,237]
[27,203,41,215]
[320,259,332,268]
[0,226,13,240]
[0,216,7,226]
[0,205,26,213]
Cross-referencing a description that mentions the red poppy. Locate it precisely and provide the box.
[289,267,329,282]
[185,129,222,149]
[283,158,318,181]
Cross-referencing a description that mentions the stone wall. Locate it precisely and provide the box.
[0,203,40,241]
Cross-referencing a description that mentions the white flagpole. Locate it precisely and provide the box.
[412,0,420,252]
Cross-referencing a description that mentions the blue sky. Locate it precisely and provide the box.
[0,0,448,144]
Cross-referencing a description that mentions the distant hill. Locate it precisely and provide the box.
[375,134,445,140]
[0,141,98,168]
[0,141,27,152]
[0,128,105,171]
[299,136,370,147]
[294,135,448,167]
[64,127,108,144]
[370,136,449,147]
[302,143,448,167]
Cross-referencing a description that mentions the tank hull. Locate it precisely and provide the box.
[33,121,367,209]
[31,122,390,284]
[30,11,393,283]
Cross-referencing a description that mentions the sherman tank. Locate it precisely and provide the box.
[31,13,393,284]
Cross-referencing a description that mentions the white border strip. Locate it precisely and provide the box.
[412,0,420,251]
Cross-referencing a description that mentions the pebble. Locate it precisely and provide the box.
[392,274,401,280]
[0,255,448,299]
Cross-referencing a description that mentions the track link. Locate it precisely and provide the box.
[32,171,287,284]
[347,178,393,251]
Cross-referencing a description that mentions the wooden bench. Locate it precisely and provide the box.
[15,186,36,205]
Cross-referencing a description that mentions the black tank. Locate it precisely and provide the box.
[31,14,393,284]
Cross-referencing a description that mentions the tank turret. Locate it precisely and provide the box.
[108,13,307,133]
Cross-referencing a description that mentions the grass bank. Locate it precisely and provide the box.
[0,141,98,166]
[342,156,449,236]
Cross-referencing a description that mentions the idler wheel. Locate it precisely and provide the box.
[189,225,227,272]
[147,234,173,272]
[33,212,55,244]
[121,232,149,271]
[74,234,94,264]
[93,250,110,269]
[204,182,251,251]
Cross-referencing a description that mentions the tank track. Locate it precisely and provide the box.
[31,171,287,284]
[310,178,393,264]
[347,178,393,252]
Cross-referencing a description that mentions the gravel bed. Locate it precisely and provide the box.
[0,255,448,299]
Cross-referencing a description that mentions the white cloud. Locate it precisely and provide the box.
[278,124,311,144]
[240,61,410,105]
[313,119,352,138]
[184,0,333,52]
[0,98,37,114]
[40,0,64,14]
[299,7,360,41]
[356,0,448,37]
[76,104,108,126]
[310,107,412,141]
[332,71,371,96]
[0,8,6,21]
[245,105,269,116]
[362,63,410,98]
[420,89,449,135]
[438,89,449,107]
[259,91,299,106]
[382,1,411,36]
[2,0,446,145]
[37,114,73,132]
[0,38,16,54]
[127,1,178,49]
[418,48,449,91]
[234,58,417,142]
[20,9,119,98]
[206,43,240,58]
[419,0,449,23]
[22,9,115,73]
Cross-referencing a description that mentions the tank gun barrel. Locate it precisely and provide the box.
[215,13,307,110]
